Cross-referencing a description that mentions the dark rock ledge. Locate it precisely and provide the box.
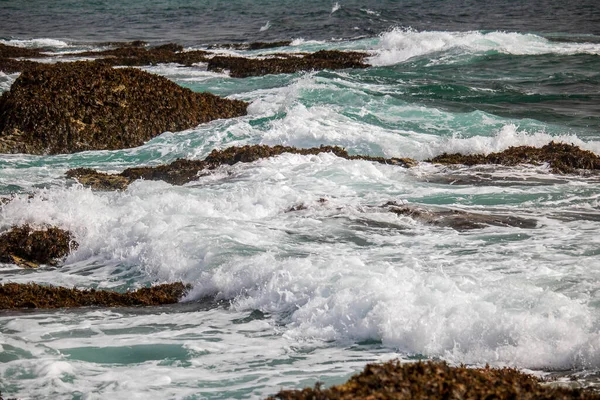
[268,360,600,400]
[0,42,370,78]
[0,282,190,309]
[429,142,600,174]
[0,61,248,154]
[0,225,77,268]
[66,144,417,189]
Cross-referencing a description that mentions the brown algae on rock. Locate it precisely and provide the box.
[429,142,600,174]
[0,282,190,309]
[207,50,370,78]
[0,61,248,154]
[269,360,600,400]
[0,225,78,268]
[67,144,417,189]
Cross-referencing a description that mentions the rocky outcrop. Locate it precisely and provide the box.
[0,282,190,309]
[429,142,600,174]
[0,61,248,154]
[269,360,600,400]
[67,144,417,188]
[382,201,537,231]
[207,50,370,78]
[0,225,78,268]
[0,43,44,59]
[82,44,210,67]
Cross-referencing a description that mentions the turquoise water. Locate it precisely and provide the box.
[1,1,600,398]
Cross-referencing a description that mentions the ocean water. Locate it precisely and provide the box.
[1,1,600,398]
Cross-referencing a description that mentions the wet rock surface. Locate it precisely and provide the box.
[0,61,248,154]
[0,282,190,309]
[67,144,417,188]
[207,41,293,51]
[382,201,538,231]
[429,142,600,174]
[82,44,210,67]
[207,50,370,78]
[0,225,78,268]
[269,360,600,400]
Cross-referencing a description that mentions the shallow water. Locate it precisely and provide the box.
[1,1,600,398]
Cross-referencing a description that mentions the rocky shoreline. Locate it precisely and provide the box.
[1,39,600,398]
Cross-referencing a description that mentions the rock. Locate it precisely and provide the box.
[66,168,132,190]
[0,58,40,74]
[207,50,370,78]
[0,282,190,309]
[207,41,293,50]
[428,142,600,174]
[383,201,537,230]
[268,360,600,399]
[0,225,78,267]
[0,61,248,154]
[0,43,44,59]
[82,44,209,67]
[67,145,417,189]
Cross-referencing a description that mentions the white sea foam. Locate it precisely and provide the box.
[331,2,342,14]
[0,38,71,49]
[260,21,271,32]
[369,28,600,66]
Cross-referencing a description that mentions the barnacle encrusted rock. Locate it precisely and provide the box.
[0,61,248,154]
[67,144,417,188]
[0,225,78,268]
[428,142,600,174]
[207,50,370,78]
[269,360,600,400]
[0,282,190,309]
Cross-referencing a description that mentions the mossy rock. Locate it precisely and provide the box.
[0,224,78,267]
[67,144,417,188]
[207,50,369,78]
[0,61,248,154]
[269,360,600,399]
[0,282,190,309]
[429,142,600,174]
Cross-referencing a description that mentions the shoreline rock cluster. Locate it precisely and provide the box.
[269,360,600,399]
[0,61,247,154]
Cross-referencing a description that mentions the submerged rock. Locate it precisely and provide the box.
[0,61,248,154]
[0,225,78,268]
[429,142,600,174]
[207,41,293,50]
[66,168,132,190]
[383,201,537,230]
[269,360,600,399]
[207,50,369,78]
[0,282,190,309]
[67,144,417,188]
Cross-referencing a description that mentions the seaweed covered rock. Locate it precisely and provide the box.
[0,61,248,154]
[67,144,416,188]
[429,142,600,173]
[0,43,44,59]
[269,360,600,400]
[82,44,209,67]
[207,41,293,50]
[207,50,369,78]
[0,225,78,268]
[0,282,190,309]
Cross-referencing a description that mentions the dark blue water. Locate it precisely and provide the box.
[1,0,600,44]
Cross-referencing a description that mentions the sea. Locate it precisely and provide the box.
[1,0,600,398]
